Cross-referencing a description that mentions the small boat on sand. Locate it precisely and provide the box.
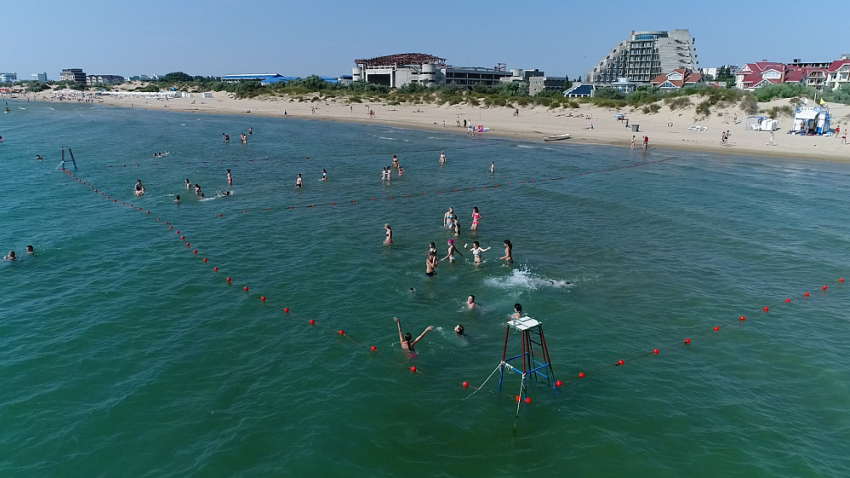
[543,133,571,142]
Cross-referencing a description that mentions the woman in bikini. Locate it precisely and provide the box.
[500,239,513,265]
[383,224,393,244]
[465,241,491,264]
[441,239,463,262]
[444,207,455,228]
[471,206,482,231]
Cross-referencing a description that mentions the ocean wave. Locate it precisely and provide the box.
[483,267,572,290]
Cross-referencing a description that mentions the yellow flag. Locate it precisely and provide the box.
[819,98,826,105]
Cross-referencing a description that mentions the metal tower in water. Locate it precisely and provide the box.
[498,316,555,402]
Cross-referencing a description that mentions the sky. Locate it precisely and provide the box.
[4,0,848,80]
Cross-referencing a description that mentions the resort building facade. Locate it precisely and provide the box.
[86,75,125,86]
[735,58,850,91]
[0,72,17,83]
[586,30,698,85]
[61,68,87,84]
[32,72,48,82]
[650,69,703,89]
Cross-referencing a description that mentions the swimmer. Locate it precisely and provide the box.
[26,245,34,254]
[426,252,438,276]
[227,169,232,186]
[3,251,15,261]
[500,240,513,264]
[398,167,404,176]
[490,161,495,173]
[454,324,465,335]
[248,127,252,135]
[452,217,461,237]
[465,241,491,264]
[35,154,43,161]
[428,242,437,256]
[321,169,327,181]
[441,239,463,262]
[471,206,482,231]
[439,151,446,164]
[444,207,455,228]
[175,195,181,204]
[199,192,205,198]
[394,316,434,354]
[392,155,400,169]
[381,167,388,180]
[296,174,303,188]
[384,224,393,245]
[511,303,523,319]
[185,179,191,189]
[466,295,478,309]
[194,184,201,195]
[134,179,145,197]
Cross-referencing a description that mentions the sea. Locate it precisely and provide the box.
[1,99,849,477]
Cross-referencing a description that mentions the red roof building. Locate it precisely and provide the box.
[736,59,849,91]
[650,68,703,88]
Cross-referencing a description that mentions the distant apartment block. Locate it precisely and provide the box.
[528,76,569,96]
[586,30,698,85]
[0,72,18,83]
[32,72,48,82]
[61,68,87,84]
[86,75,125,86]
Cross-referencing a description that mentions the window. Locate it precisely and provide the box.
[668,73,683,81]
[763,70,781,79]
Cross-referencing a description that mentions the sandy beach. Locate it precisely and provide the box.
[24,88,850,162]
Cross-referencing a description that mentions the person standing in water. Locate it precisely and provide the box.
[185,179,191,190]
[227,169,232,187]
[427,242,437,256]
[442,239,463,262]
[452,217,461,237]
[500,240,513,265]
[444,207,455,228]
[175,195,181,204]
[393,317,434,355]
[296,174,303,188]
[392,155,400,169]
[466,295,478,309]
[26,245,34,254]
[465,241,491,264]
[439,151,446,164]
[490,161,495,173]
[426,252,438,276]
[471,206,482,231]
[3,251,15,261]
[321,169,327,181]
[383,224,393,244]
[248,127,253,136]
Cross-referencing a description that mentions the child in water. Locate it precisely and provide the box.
[394,316,434,355]
[465,241,491,264]
[4,251,16,261]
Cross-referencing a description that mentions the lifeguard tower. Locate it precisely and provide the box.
[498,316,555,402]
[60,147,78,170]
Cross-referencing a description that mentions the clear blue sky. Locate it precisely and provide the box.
[5,0,847,80]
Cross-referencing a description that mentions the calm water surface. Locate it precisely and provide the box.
[1,100,849,477]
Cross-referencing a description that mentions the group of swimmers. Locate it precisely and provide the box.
[382,155,404,180]
[4,245,34,261]
[152,151,169,158]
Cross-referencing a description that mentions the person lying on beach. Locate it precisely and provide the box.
[394,316,434,354]
[465,241,490,263]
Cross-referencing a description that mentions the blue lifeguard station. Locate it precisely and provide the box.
[61,147,78,170]
[498,316,556,402]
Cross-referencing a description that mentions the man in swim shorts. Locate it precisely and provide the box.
[394,316,434,355]
[426,252,437,276]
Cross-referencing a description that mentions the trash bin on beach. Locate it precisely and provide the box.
[631,124,640,132]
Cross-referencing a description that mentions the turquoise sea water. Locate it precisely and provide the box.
[1,100,849,477]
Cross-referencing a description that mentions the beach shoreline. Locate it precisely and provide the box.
[20,90,850,162]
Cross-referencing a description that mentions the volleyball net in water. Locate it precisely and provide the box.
[57,166,848,415]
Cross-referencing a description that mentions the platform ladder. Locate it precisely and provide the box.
[498,316,555,402]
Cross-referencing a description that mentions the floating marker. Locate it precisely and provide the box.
[462,381,469,388]
[714,326,720,331]
[226,277,231,282]
[309,319,315,325]
[193,250,198,254]
[618,360,624,366]
[203,258,207,262]
[763,306,769,312]
[805,292,810,297]
[244,286,249,292]
[685,338,691,344]
[260,296,266,301]
[785,298,791,303]
[515,396,521,402]
[823,285,828,290]
[214,267,219,272]
[339,330,344,335]
[186,243,190,247]
[579,372,585,378]
[410,366,417,373]
[653,349,659,354]
[284,308,290,313]
[841,278,845,283]
[555,380,563,387]
[524,397,532,404]
[181,236,185,240]
[740,316,746,321]
[371,346,377,352]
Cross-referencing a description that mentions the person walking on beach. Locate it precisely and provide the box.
[426,252,438,276]
[384,224,393,244]
[465,241,491,264]
[500,240,513,265]
[442,239,463,262]
[227,169,232,187]
[767,131,775,146]
[471,206,482,231]
[296,174,303,188]
[393,317,434,356]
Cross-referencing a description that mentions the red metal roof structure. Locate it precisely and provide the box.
[355,53,446,68]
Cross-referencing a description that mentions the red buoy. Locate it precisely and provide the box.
[763,306,769,312]
[170,226,173,229]
[181,236,185,240]
[841,278,845,283]
[214,267,219,272]
[740,316,746,321]
[226,277,232,282]
[203,258,207,262]
[219,214,222,217]
[462,381,469,388]
[284,308,290,313]
[653,349,659,354]
[524,397,532,404]
[371,346,377,352]
[339,330,344,335]
[579,372,585,378]
[515,396,521,402]
[555,380,563,387]
[685,338,691,344]
[805,292,810,297]
[714,326,720,331]
[823,285,828,290]
[186,243,190,247]
[785,298,791,303]
[193,250,198,254]
[618,360,624,366]
[244,286,249,292]
[309,319,315,325]
[410,366,417,373]
[260,296,266,301]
